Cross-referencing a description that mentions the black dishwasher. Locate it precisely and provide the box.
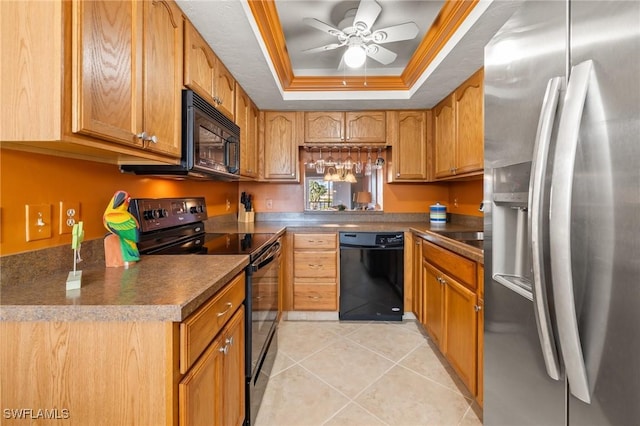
[339,232,404,321]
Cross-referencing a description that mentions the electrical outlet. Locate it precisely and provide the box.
[266,199,273,210]
[59,201,80,234]
[25,204,52,241]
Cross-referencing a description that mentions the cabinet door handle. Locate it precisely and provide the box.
[219,345,229,355]
[225,336,234,346]
[217,302,233,317]
[474,305,482,312]
[136,131,147,140]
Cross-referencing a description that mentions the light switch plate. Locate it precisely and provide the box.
[26,204,52,241]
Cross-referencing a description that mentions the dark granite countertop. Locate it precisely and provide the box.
[0,255,249,322]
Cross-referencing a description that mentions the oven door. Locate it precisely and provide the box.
[248,239,280,379]
[246,239,280,425]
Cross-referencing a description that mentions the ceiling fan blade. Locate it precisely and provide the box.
[303,43,343,54]
[370,22,420,44]
[353,0,382,32]
[302,18,345,37]
[365,44,397,65]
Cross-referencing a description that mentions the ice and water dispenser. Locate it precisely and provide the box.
[491,162,537,300]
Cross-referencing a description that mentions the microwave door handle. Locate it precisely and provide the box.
[550,60,593,404]
[529,76,564,381]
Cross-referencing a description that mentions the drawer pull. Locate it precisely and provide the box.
[217,302,233,317]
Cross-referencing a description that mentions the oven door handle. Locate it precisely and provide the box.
[251,241,281,272]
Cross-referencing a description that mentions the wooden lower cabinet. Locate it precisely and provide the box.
[423,260,445,346]
[292,233,338,311]
[0,272,246,425]
[180,306,245,426]
[443,271,477,393]
[419,237,482,401]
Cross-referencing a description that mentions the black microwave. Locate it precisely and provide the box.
[121,90,240,180]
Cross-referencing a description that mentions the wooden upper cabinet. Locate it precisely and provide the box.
[183,19,235,120]
[141,0,182,157]
[433,93,456,178]
[72,0,142,147]
[455,68,484,175]
[433,68,484,179]
[388,110,429,182]
[235,84,258,178]
[183,19,216,105]
[304,112,344,143]
[304,111,385,144]
[261,111,301,182]
[345,111,386,143]
[73,0,182,158]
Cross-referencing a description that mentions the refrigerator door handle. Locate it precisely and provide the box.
[528,76,563,381]
[550,59,594,404]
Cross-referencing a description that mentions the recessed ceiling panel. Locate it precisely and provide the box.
[275,0,443,76]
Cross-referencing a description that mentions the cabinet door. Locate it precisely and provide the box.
[184,20,216,103]
[391,111,428,181]
[72,0,142,146]
[262,111,300,181]
[236,85,257,178]
[179,307,245,426]
[215,59,235,120]
[345,111,386,143]
[142,0,182,157]
[179,333,224,426]
[412,234,424,323]
[423,260,444,346]
[222,307,245,426]
[443,273,477,394]
[304,111,344,143]
[455,69,484,174]
[433,93,456,178]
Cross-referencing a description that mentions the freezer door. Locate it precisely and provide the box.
[484,1,567,424]
[564,1,640,424]
[484,280,567,425]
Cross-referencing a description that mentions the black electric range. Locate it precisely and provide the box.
[129,197,280,426]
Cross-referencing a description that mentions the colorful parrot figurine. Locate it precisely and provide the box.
[103,190,140,262]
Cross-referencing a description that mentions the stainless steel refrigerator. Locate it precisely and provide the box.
[483,1,640,424]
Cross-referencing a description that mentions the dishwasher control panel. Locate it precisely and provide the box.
[339,232,404,248]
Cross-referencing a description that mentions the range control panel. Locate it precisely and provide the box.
[129,197,207,233]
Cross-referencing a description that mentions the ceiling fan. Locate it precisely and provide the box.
[302,0,420,68]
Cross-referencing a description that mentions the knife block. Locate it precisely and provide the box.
[238,208,254,223]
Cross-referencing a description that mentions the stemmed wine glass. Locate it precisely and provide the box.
[307,149,316,169]
[344,148,353,171]
[365,148,372,176]
[315,147,325,174]
[355,148,363,174]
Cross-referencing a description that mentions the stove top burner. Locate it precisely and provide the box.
[140,231,277,259]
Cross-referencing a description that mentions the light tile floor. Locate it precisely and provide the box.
[255,320,483,426]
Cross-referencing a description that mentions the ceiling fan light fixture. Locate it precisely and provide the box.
[344,45,366,68]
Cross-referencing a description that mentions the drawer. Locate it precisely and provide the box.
[294,233,337,249]
[180,272,245,374]
[294,284,337,310]
[422,240,476,289]
[294,251,337,278]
